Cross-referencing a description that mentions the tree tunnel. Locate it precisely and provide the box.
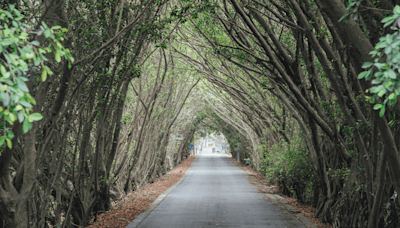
[1,0,400,227]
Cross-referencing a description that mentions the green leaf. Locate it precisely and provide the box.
[378,89,386,97]
[20,32,29,39]
[362,62,373,68]
[358,71,368,79]
[12,21,18,29]
[4,11,12,18]
[19,100,32,108]
[39,53,49,61]
[382,15,395,23]
[29,113,43,121]
[6,130,14,140]
[0,65,6,76]
[44,65,53,75]
[9,113,16,122]
[6,138,12,149]
[395,5,400,14]
[374,63,385,70]
[41,68,47,81]
[15,104,22,111]
[373,104,382,110]
[379,105,386,117]
[26,94,36,105]
[384,19,395,28]
[371,96,376,104]
[388,69,397,79]
[55,52,61,62]
[392,39,400,47]
[45,45,52,53]
[16,78,29,92]
[338,14,349,22]
[385,46,392,54]
[34,56,41,66]
[369,50,378,56]
[44,29,52,38]
[51,25,62,30]
[370,85,383,93]
[372,78,382,84]
[387,34,393,44]
[22,118,32,133]
[384,80,393,87]
[0,136,5,147]
[3,93,10,106]
[17,110,24,123]
[3,72,10,79]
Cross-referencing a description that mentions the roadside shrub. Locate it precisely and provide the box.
[261,137,314,204]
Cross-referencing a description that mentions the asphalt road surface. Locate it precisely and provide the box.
[131,155,310,228]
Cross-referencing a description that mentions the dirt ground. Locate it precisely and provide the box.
[228,157,332,228]
[84,156,196,228]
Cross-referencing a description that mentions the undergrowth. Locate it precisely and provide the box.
[260,136,314,204]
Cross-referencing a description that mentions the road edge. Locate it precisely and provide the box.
[265,193,317,228]
[226,157,317,228]
[126,156,196,228]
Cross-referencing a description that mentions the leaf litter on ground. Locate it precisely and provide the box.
[85,156,196,228]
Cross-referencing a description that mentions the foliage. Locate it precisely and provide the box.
[261,138,314,203]
[358,6,400,117]
[1,0,400,226]
[0,4,73,149]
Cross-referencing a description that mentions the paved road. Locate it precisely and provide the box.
[131,155,310,228]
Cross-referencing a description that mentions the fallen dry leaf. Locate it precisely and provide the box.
[85,156,196,228]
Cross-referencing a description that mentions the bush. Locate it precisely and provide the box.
[261,139,314,204]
